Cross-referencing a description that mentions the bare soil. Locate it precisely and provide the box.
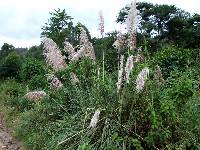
[0,115,24,150]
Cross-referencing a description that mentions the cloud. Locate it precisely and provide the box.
[0,0,199,48]
[0,34,40,48]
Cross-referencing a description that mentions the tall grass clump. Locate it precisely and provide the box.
[1,1,198,150]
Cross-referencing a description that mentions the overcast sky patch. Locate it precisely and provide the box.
[0,0,199,48]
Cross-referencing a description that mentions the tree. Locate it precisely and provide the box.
[41,9,92,50]
[19,58,45,81]
[0,43,15,60]
[0,51,22,78]
[41,9,74,48]
[117,2,190,37]
[182,14,200,48]
[116,2,200,49]
[92,31,119,72]
[26,45,44,60]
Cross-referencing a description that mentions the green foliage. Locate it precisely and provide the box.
[0,80,33,113]
[117,2,200,49]
[79,143,93,150]
[41,9,75,48]
[10,55,199,149]
[18,58,48,91]
[0,2,200,150]
[93,32,119,73]
[167,14,200,48]
[41,8,92,55]
[117,2,189,36]
[0,80,23,98]
[15,87,82,149]
[7,96,34,112]
[153,46,192,77]
[0,43,15,60]
[0,51,22,79]
[0,53,199,150]
[28,74,48,90]
[56,58,97,89]
[26,45,44,60]
[19,58,45,81]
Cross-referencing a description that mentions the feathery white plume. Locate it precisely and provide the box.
[89,109,101,128]
[47,74,63,90]
[50,77,63,89]
[79,27,96,60]
[117,55,125,91]
[42,38,66,71]
[98,10,104,37]
[155,65,164,82]
[126,0,138,50]
[64,39,76,60]
[126,0,138,33]
[24,91,47,102]
[136,67,149,93]
[113,32,126,51]
[125,55,134,83]
[70,72,80,84]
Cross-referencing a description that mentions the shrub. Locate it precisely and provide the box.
[153,46,192,78]
[19,58,45,81]
[0,80,34,113]
[28,74,48,90]
[26,45,44,60]
[0,51,22,79]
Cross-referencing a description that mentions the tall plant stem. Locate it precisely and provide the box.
[119,84,126,124]
[144,39,150,61]
[128,48,130,56]
[103,49,105,82]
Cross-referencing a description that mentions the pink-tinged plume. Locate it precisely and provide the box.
[42,38,66,71]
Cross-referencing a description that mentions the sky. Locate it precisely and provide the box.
[0,0,199,48]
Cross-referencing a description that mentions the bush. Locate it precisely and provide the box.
[28,74,48,90]
[0,80,34,113]
[0,51,22,79]
[26,45,44,60]
[11,56,200,149]
[153,46,192,77]
[19,58,45,81]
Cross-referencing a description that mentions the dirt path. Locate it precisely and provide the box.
[0,115,23,150]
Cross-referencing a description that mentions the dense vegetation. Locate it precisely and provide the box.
[0,2,200,150]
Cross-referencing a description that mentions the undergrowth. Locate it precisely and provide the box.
[0,54,200,149]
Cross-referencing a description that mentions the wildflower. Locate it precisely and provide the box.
[98,10,104,37]
[24,91,47,102]
[136,67,149,93]
[79,27,96,60]
[70,72,80,84]
[113,32,126,51]
[124,55,134,83]
[117,55,124,91]
[64,39,76,60]
[89,109,101,128]
[42,38,66,71]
